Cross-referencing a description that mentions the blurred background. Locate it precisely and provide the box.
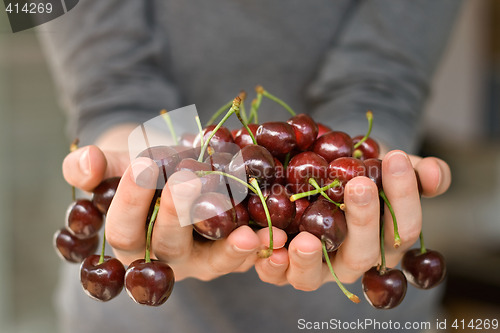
[0,1,499,332]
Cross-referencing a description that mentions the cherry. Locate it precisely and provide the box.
[234,200,250,227]
[125,259,175,306]
[352,136,380,160]
[191,192,237,240]
[316,123,332,138]
[80,255,126,302]
[312,131,353,163]
[193,124,235,154]
[286,151,328,194]
[324,157,366,202]
[53,228,99,263]
[362,266,407,309]
[233,123,259,148]
[171,144,199,160]
[228,144,275,185]
[175,158,219,193]
[284,197,310,235]
[402,249,446,289]
[92,177,121,215]
[66,199,104,239]
[287,113,318,151]
[364,158,382,190]
[179,132,197,148]
[248,183,295,229]
[299,198,347,252]
[256,121,297,157]
[137,145,181,188]
[272,157,286,186]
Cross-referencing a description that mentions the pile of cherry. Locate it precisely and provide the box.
[54,86,446,309]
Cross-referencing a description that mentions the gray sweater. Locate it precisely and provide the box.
[39,1,461,332]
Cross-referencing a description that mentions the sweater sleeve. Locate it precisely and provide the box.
[306,0,463,153]
[37,0,180,145]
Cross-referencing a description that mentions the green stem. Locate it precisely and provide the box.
[250,178,273,258]
[198,97,241,162]
[145,198,161,263]
[261,89,296,117]
[160,110,178,145]
[71,186,76,202]
[234,108,257,145]
[195,116,204,148]
[308,178,342,208]
[379,189,401,248]
[239,91,248,124]
[98,232,106,265]
[322,240,360,303]
[290,178,341,202]
[353,111,373,149]
[206,100,233,126]
[249,93,262,124]
[419,231,427,254]
[283,153,291,170]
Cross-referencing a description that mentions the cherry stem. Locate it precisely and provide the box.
[160,109,178,145]
[308,178,342,208]
[353,111,373,150]
[419,231,427,254]
[206,100,233,126]
[238,91,248,124]
[198,97,241,162]
[249,94,262,124]
[234,107,257,145]
[283,152,291,170]
[249,178,273,258]
[290,178,341,202]
[98,232,106,265]
[379,219,387,274]
[194,170,258,195]
[257,85,296,117]
[322,240,360,303]
[195,116,204,148]
[145,198,161,263]
[379,189,401,248]
[69,138,79,201]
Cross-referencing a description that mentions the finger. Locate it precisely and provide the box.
[62,145,129,191]
[105,157,159,264]
[414,157,451,198]
[203,225,260,278]
[254,248,289,286]
[286,231,323,291]
[152,170,202,263]
[256,227,288,250]
[381,150,422,266]
[331,177,380,284]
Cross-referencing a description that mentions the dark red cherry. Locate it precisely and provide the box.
[248,184,296,229]
[286,151,328,194]
[364,158,382,190]
[171,145,199,160]
[175,158,219,193]
[312,131,353,163]
[316,123,332,138]
[352,135,380,160]
[228,144,275,185]
[92,177,120,215]
[66,199,104,239]
[180,133,197,148]
[285,198,310,235]
[287,114,318,151]
[191,192,237,240]
[137,145,181,188]
[325,157,366,202]
[272,158,286,186]
[234,200,250,227]
[233,124,259,148]
[299,198,347,252]
[256,122,297,157]
[125,259,175,306]
[80,255,126,302]
[362,266,407,309]
[402,249,446,289]
[193,125,236,154]
[53,228,99,263]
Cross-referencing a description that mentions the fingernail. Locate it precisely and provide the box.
[79,148,90,176]
[269,259,285,268]
[388,152,410,176]
[350,185,373,206]
[132,158,157,188]
[233,244,255,254]
[296,249,320,259]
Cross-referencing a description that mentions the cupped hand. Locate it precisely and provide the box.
[254,150,451,290]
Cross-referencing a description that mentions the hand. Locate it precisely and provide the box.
[253,150,451,290]
[63,142,274,282]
